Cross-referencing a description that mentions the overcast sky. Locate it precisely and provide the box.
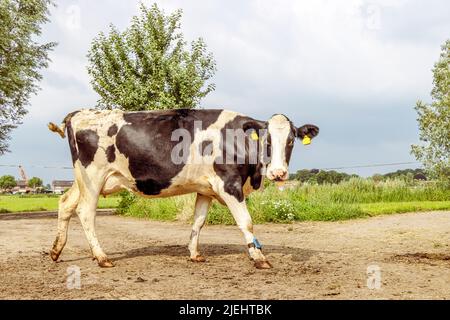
[1,0,449,184]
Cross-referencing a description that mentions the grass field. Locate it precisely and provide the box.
[119,197,450,224]
[1,178,449,223]
[117,178,450,224]
[0,195,119,213]
[360,201,450,216]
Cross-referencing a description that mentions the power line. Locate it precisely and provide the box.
[0,164,73,169]
[317,161,420,171]
[0,161,421,171]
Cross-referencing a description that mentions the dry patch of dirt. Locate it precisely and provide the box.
[1,210,450,299]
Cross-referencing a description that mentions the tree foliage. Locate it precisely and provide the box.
[87,3,216,111]
[411,40,450,181]
[27,176,42,188]
[379,168,426,181]
[293,169,358,184]
[294,168,429,185]
[0,175,16,189]
[0,0,55,154]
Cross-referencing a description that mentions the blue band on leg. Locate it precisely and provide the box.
[252,237,262,249]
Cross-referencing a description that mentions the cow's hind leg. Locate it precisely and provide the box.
[50,182,79,261]
[76,193,113,268]
[218,190,272,269]
[188,194,212,262]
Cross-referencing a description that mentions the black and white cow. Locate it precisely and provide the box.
[48,109,319,269]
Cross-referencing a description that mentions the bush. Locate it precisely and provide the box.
[206,202,235,225]
[116,191,136,214]
[124,196,179,220]
[117,191,194,221]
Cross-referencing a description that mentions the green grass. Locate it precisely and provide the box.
[360,201,450,216]
[121,196,184,221]
[117,178,450,224]
[0,195,119,213]
[205,200,450,224]
[3,178,450,223]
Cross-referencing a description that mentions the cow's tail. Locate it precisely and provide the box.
[47,122,66,138]
[47,111,79,139]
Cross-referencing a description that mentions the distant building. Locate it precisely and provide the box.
[12,180,29,194]
[52,180,74,194]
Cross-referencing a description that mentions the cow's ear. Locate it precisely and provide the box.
[296,124,319,139]
[243,120,267,132]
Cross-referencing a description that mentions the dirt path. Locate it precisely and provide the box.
[1,211,450,299]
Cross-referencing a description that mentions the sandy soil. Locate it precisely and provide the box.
[1,210,450,299]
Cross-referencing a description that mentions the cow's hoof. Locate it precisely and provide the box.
[254,260,272,269]
[98,258,114,268]
[50,250,60,262]
[190,255,206,263]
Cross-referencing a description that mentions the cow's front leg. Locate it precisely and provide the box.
[218,187,272,269]
[189,194,212,262]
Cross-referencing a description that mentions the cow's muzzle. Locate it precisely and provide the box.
[267,168,289,181]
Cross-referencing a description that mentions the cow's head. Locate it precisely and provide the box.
[265,114,319,181]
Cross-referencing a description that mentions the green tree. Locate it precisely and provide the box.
[294,169,357,184]
[315,170,355,185]
[372,173,384,182]
[87,3,216,111]
[0,175,17,189]
[382,168,426,180]
[411,40,450,181]
[0,0,56,154]
[293,169,314,182]
[28,176,43,188]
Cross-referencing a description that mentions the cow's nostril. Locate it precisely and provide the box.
[269,169,288,181]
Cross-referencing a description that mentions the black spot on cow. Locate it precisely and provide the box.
[116,109,222,196]
[106,145,116,163]
[135,179,171,195]
[64,111,80,165]
[66,121,78,165]
[107,124,118,137]
[213,116,267,202]
[75,129,99,168]
[63,110,80,125]
[249,162,263,190]
[284,121,297,166]
[200,140,213,156]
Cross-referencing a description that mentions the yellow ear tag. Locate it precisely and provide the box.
[302,136,311,145]
[250,131,259,141]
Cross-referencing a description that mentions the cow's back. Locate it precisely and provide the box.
[67,108,252,197]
